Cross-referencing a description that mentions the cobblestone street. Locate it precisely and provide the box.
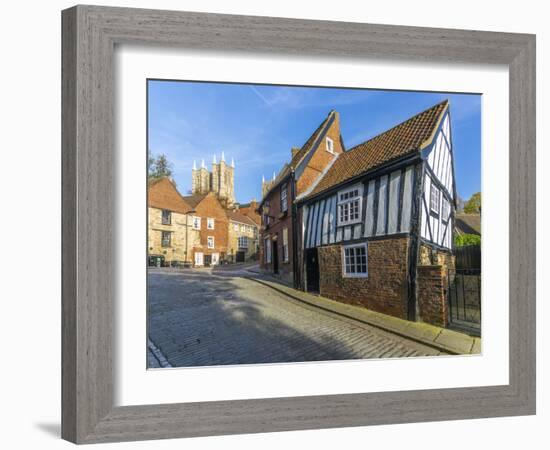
[147,268,444,368]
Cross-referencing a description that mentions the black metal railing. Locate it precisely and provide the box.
[448,268,481,336]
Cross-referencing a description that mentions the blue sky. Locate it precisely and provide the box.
[148,80,481,203]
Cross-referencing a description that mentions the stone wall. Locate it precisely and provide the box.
[317,236,410,319]
[147,207,200,265]
[228,220,259,262]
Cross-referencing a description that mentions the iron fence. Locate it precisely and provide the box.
[447,268,481,336]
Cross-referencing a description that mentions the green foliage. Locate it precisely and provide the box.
[463,192,481,214]
[455,233,481,247]
[148,154,173,180]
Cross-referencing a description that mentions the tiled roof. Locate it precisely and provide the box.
[455,214,481,236]
[238,203,261,226]
[148,177,192,214]
[180,193,208,209]
[226,209,258,227]
[305,100,448,199]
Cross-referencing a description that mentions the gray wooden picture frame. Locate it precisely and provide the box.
[61,5,536,444]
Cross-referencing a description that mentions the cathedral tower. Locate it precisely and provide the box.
[191,153,236,206]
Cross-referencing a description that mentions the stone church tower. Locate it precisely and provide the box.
[192,152,235,206]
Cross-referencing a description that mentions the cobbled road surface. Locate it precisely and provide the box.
[147,269,442,368]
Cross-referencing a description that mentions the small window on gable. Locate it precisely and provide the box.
[193,217,201,230]
[342,243,368,277]
[430,184,440,215]
[207,218,215,230]
[326,137,334,154]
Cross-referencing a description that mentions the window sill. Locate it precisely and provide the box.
[337,219,362,227]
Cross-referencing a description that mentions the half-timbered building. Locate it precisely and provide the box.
[297,100,456,325]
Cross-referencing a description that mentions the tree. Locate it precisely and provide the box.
[463,192,481,214]
[148,154,173,180]
[455,233,481,247]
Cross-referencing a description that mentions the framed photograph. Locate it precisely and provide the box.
[62,5,535,444]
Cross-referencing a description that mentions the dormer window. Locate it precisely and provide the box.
[326,137,334,154]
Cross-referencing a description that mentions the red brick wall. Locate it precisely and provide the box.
[317,237,410,319]
[259,178,294,283]
[417,265,448,327]
[296,113,344,196]
[193,193,229,256]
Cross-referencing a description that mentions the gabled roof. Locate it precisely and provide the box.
[226,209,258,227]
[260,110,335,203]
[304,100,449,200]
[455,214,481,236]
[238,202,261,226]
[148,177,192,214]
[180,193,209,209]
[289,111,333,169]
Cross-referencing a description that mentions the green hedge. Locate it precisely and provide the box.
[455,233,481,247]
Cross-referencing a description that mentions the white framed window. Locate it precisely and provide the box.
[211,253,219,265]
[342,243,368,277]
[241,225,246,232]
[430,184,440,214]
[282,228,289,262]
[280,185,288,212]
[238,236,248,248]
[207,236,215,249]
[337,185,363,226]
[442,198,450,222]
[207,217,215,230]
[233,223,238,231]
[192,216,201,230]
[264,238,272,263]
[326,136,334,154]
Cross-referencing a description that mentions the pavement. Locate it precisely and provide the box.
[249,275,481,356]
[147,268,451,368]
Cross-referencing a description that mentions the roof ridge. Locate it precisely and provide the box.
[345,100,448,154]
[302,99,449,200]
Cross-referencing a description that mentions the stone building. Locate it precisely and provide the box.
[258,110,344,285]
[147,178,200,267]
[227,209,259,263]
[298,100,456,327]
[181,192,230,266]
[191,152,235,207]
